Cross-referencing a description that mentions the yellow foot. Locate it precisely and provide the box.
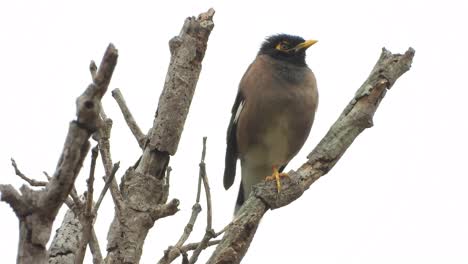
[265,166,289,193]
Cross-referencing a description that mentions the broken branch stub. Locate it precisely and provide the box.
[149,8,215,155]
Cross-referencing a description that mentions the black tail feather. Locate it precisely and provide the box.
[234,181,244,214]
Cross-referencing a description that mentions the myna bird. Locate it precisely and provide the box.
[224,34,319,214]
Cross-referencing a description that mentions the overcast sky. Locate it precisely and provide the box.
[1,0,467,263]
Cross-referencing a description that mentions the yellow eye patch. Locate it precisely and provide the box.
[275,41,290,51]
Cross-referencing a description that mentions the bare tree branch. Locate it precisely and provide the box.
[70,187,83,211]
[147,8,216,156]
[43,171,51,181]
[182,240,220,254]
[49,148,118,264]
[189,137,214,264]
[48,210,84,264]
[159,138,209,264]
[10,158,47,186]
[161,240,221,264]
[207,47,416,264]
[104,8,215,264]
[112,88,146,148]
[88,229,103,264]
[75,145,99,264]
[97,117,124,212]
[0,185,28,216]
[90,60,97,81]
[36,146,104,264]
[0,9,417,264]
[48,199,104,264]
[0,43,118,264]
[94,162,120,214]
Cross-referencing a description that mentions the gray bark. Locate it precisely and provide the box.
[0,44,118,264]
[48,210,82,264]
[0,8,417,264]
[103,8,215,264]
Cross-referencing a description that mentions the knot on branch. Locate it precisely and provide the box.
[150,198,180,221]
[76,85,101,132]
[121,168,167,210]
[169,37,183,54]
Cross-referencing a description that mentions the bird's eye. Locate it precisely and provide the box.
[275,41,290,51]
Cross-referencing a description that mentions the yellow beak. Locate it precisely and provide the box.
[294,39,318,51]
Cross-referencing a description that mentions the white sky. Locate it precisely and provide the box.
[1,1,467,263]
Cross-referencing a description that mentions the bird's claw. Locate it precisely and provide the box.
[265,169,289,193]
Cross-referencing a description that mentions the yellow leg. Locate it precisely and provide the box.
[265,166,289,193]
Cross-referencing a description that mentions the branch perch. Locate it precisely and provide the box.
[207,47,415,264]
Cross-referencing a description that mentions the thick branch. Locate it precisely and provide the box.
[136,7,215,179]
[0,44,118,264]
[48,210,83,264]
[104,9,215,264]
[147,8,215,156]
[207,47,415,264]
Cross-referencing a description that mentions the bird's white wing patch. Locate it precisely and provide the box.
[233,100,244,124]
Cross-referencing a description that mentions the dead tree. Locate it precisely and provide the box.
[0,8,414,264]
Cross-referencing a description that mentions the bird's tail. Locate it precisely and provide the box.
[234,181,244,215]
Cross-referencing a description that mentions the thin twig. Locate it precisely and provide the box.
[62,198,103,264]
[70,187,82,209]
[175,170,202,248]
[181,240,220,253]
[85,145,99,217]
[213,225,229,238]
[189,137,215,264]
[75,145,99,264]
[160,238,221,264]
[112,88,146,148]
[93,162,120,215]
[157,141,207,264]
[97,117,123,212]
[89,228,103,264]
[10,158,47,186]
[42,171,51,181]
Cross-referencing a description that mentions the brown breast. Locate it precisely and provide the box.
[236,55,318,166]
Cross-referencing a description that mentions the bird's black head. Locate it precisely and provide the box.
[258,34,317,66]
